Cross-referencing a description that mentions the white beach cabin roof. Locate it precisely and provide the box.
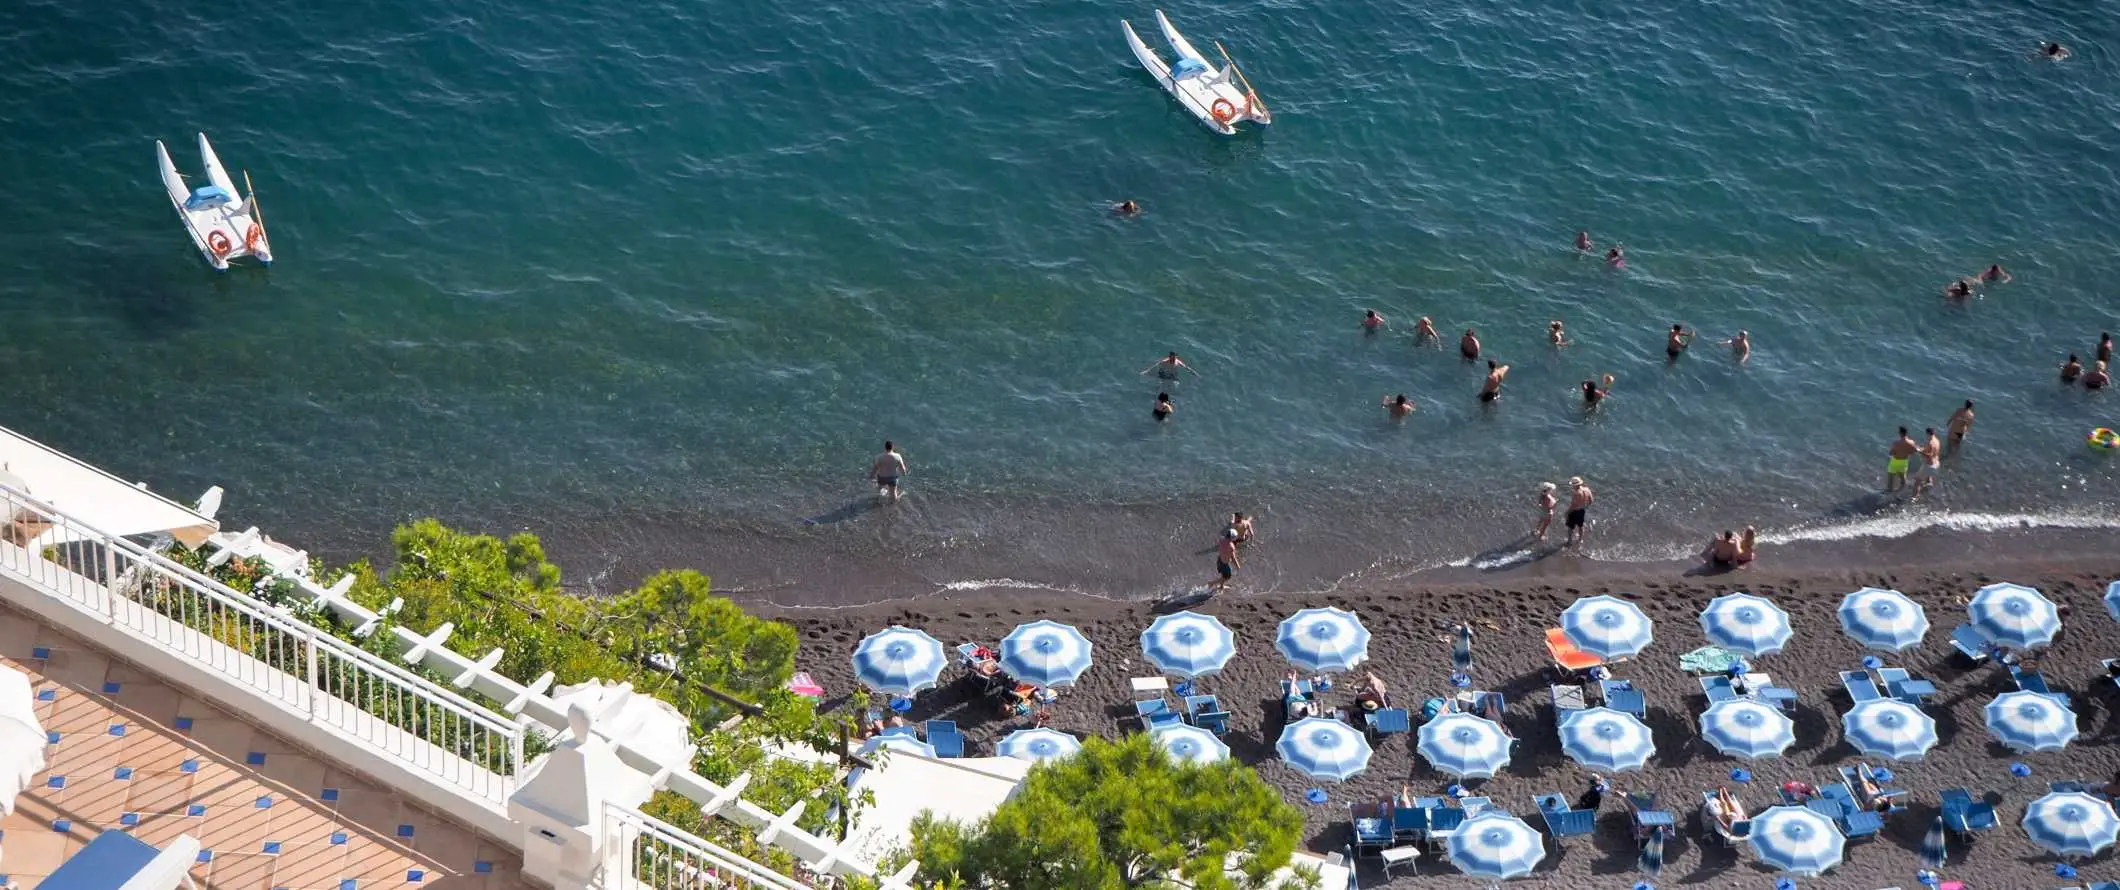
[843,753,1032,865]
[0,425,219,549]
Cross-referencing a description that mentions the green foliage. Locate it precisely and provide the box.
[907,734,1306,890]
[604,569,800,721]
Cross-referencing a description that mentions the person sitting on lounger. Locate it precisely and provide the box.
[1853,769,1884,804]
[1355,671,1389,709]
[1709,787,1747,833]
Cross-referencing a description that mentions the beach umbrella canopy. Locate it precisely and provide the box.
[858,734,936,759]
[1276,716,1374,781]
[1985,690,2078,753]
[1840,699,1938,761]
[1747,805,1846,876]
[1699,699,1796,760]
[999,620,1094,688]
[1967,582,2061,651]
[1274,607,1370,673]
[2106,580,2120,623]
[1447,812,1545,880]
[1140,611,1236,679]
[1838,587,1929,652]
[1560,595,1654,660]
[1920,815,1947,870]
[1699,593,1794,657]
[1559,707,1655,773]
[851,626,948,695]
[2023,791,2120,858]
[1416,712,1513,778]
[1153,723,1230,765]
[996,728,1081,762]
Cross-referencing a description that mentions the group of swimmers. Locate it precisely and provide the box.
[2059,332,2114,391]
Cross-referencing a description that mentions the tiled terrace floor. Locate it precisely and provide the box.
[0,601,533,890]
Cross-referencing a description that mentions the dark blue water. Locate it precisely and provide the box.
[2,0,2116,602]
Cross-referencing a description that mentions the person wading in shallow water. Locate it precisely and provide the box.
[1565,476,1594,548]
[1211,529,1241,591]
[870,440,908,500]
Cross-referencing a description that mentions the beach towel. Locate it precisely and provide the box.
[1680,646,1749,675]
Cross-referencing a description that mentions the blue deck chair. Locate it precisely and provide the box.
[1626,792,1674,840]
[1939,788,1996,834]
[1600,679,1647,718]
[1949,623,1990,662]
[2087,882,2118,890]
[1351,806,1393,859]
[1366,706,1411,736]
[1187,695,1232,735]
[925,719,965,757]
[1534,793,1596,841]
[1699,675,1738,704]
[1839,808,1884,838]
[1135,698,1183,730]
[1392,805,1429,844]
[1806,798,1845,820]
[2011,665,2070,705]
[1839,670,1882,703]
[881,724,919,739]
[1423,805,1466,854]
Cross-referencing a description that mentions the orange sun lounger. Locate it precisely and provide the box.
[1546,627,1604,672]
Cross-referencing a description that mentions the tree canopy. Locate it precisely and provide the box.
[907,734,1308,890]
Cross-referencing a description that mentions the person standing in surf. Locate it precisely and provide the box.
[1911,427,1943,500]
[1665,324,1695,361]
[1381,393,1416,418]
[1565,477,1594,548]
[1885,427,1918,492]
[1212,529,1242,591]
[1460,328,1482,360]
[1534,482,1558,540]
[1142,351,1199,381]
[1479,360,1511,403]
[1416,316,1440,345]
[1946,401,1975,454]
[870,441,908,500]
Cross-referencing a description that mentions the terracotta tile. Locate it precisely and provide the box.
[111,680,186,725]
[342,838,423,887]
[271,802,343,846]
[199,775,274,808]
[270,842,350,889]
[0,819,73,875]
[185,715,257,758]
[50,775,132,824]
[259,752,330,796]
[331,787,400,834]
[124,730,196,773]
[43,692,114,732]
[412,823,476,867]
[133,812,206,846]
[2,806,48,834]
[102,658,163,684]
[40,647,110,689]
[202,807,275,849]
[125,771,196,814]
[209,851,279,890]
[0,609,40,657]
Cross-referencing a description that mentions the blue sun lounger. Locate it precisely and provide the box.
[2010,664,2070,705]
[1839,670,1882,704]
[925,719,965,757]
[1940,787,1996,835]
[1534,793,1596,841]
[1949,623,1991,662]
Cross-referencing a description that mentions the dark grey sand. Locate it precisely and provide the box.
[763,555,2120,888]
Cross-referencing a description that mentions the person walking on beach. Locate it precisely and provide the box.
[870,441,908,500]
[1534,482,1558,540]
[1722,330,1751,364]
[1142,351,1198,381]
[1460,328,1482,360]
[1382,393,1416,419]
[1565,477,1594,548]
[1153,392,1175,422]
[1886,427,1918,492]
[1363,309,1386,332]
[1912,427,1943,499]
[1549,320,1570,348]
[1416,316,1440,344]
[1665,324,1694,360]
[1479,360,1511,403]
[1211,529,1241,591]
[1946,400,1975,453]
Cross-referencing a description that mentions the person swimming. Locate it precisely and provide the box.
[2041,42,2071,60]
[1575,231,1592,252]
[2099,332,2113,364]
[1980,264,2012,283]
[1363,309,1385,332]
[1944,278,1974,299]
[1549,320,1570,347]
[1381,393,1415,418]
[1606,244,1626,268]
[1479,360,1510,403]
[1113,200,1141,216]
[2062,354,2083,383]
[1415,316,1440,343]
[1460,328,1481,360]
[1581,374,1614,406]
[1141,351,1198,380]
[1153,392,1174,421]
[2087,360,2112,390]
[1723,330,1751,364]
[1665,323,1694,359]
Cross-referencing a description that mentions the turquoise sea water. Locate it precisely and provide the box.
[2,0,2116,602]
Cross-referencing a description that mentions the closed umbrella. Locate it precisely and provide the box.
[1747,805,1846,876]
[1986,691,2078,753]
[1560,595,1654,660]
[2022,791,2120,858]
[1416,712,1513,778]
[1838,587,1929,652]
[1559,707,1655,773]
[1,665,47,818]
[1639,830,1665,878]
[1919,815,1947,870]
[996,728,1081,762]
[1274,607,1370,673]
[1699,699,1796,760]
[2105,580,2120,623]
[851,626,947,696]
[1154,723,1230,765]
[1453,623,1475,673]
[1699,593,1793,657]
[1447,812,1545,880]
[999,620,1094,688]
[1276,716,1374,781]
[1140,611,1236,679]
[1967,582,2061,651]
[859,734,936,759]
[1841,699,1938,761]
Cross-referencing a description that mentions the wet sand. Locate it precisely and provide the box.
[764,551,2120,888]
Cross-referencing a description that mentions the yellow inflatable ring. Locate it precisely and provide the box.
[2090,427,2119,452]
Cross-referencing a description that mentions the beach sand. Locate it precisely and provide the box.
[762,553,2120,888]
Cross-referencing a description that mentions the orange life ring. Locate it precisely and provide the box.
[207,231,233,257]
[245,224,263,252]
[1210,98,1237,123]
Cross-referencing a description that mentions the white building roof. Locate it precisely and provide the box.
[843,753,1031,865]
[0,426,217,548]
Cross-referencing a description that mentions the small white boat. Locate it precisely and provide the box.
[1122,10,1270,136]
[156,134,272,270]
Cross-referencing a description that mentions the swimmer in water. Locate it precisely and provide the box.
[2062,354,2083,383]
[1944,279,1974,299]
[1606,244,1626,268]
[1575,231,1592,252]
[1113,200,1141,216]
[1460,328,1482,360]
[1415,316,1440,343]
[1153,392,1174,421]
[1141,351,1198,380]
[2085,360,2112,390]
[1479,360,1510,403]
[1363,309,1386,332]
[1549,320,1570,348]
[2039,42,2071,61]
[1722,330,1751,364]
[1581,374,1615,407]
[1381,393,1415,418]
[1946,400,1974,452]
[1980,264,2012,284]
[2098,332,2113,364]
[1666,324,1694,360]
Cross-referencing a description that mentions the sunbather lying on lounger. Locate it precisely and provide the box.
[1708,787,1747,832]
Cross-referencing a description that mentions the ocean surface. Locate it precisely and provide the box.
[2,0,2117,605]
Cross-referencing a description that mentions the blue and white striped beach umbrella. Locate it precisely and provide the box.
[1699,593,1794,657]
[996,727,1082,762]
[1277,716,1374,781]
[1275,607,1371,673]
[1447,812,1545,881]
[1560,595,1655,660]
[858,734,936,759]
[1140,611,1236,679]
[1967,582,2061,651]
[1153,723,1229,765]
[2104,580,2120,623]
[1747,806,1845,876]
[1416,712,1513,778]
[999,620,1094,688]
[1841,699,1938,761]
[1559,707,1655,773]
[1838,587,1929,652]
[1699,699,1796,760]
[2024,791,2120,857]
[1985,690,2078,753]
[851,626,947,695]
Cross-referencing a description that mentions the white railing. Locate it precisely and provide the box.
[601,804,813,890]
[0,484,525,803]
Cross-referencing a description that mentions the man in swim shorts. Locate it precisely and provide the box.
[1946,400,1974,453]
[1665,324,1694,360]
[1480,360,1510,403]
[1886,427,1918,493]
[1911,427,1943,500]
[870,440,908,500]
[1565,476,1594,548]
[1212,530,1241,591]
[1142,351,1198,381]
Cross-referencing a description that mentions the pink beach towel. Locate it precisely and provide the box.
[787,671,824,698]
